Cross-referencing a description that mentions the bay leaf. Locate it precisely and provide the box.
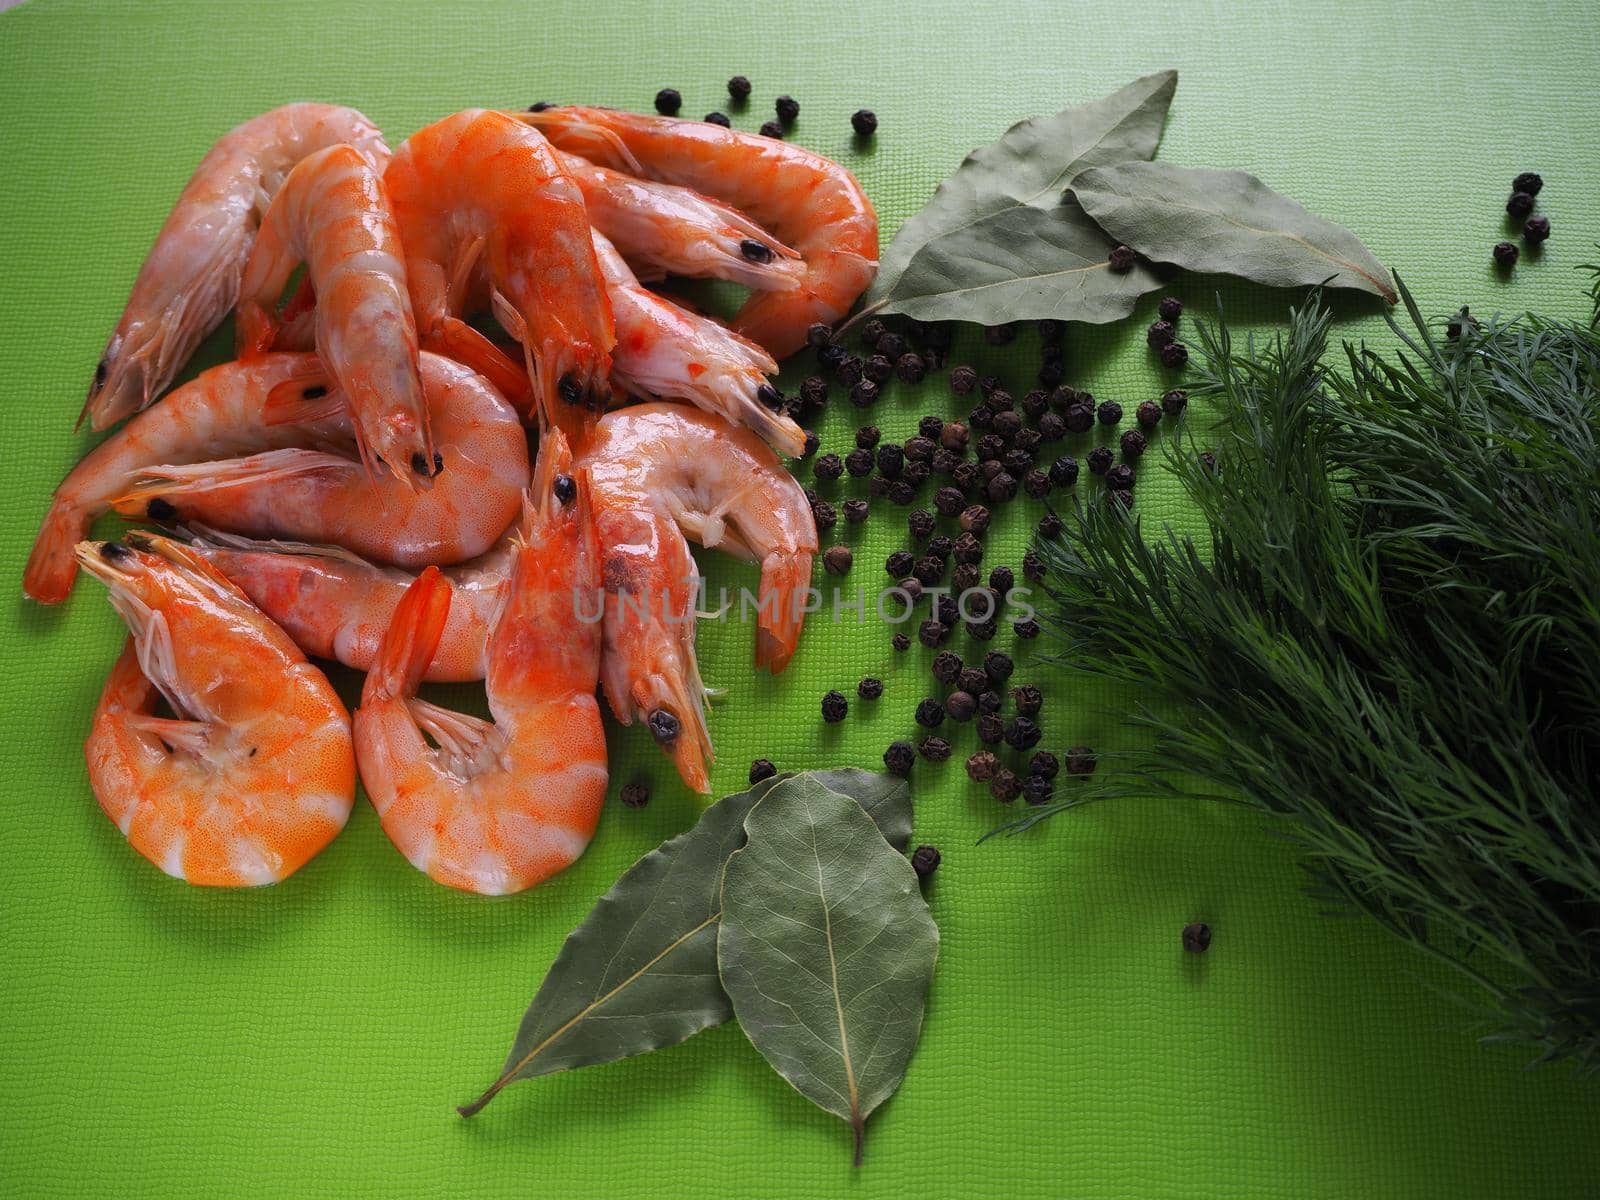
[853,70,1176,326]
[718,776,939,1166]
[458,769,911,1116]
[1071,160,1397,302]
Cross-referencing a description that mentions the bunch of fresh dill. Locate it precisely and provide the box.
[1023,276,1600,1072]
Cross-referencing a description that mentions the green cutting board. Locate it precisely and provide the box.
[2,1,1597,1196]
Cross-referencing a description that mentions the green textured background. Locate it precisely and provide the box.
[3,1,1598,1196]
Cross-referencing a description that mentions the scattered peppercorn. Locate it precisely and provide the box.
[918,735,952,762]
[821,690,848,722]
[863,354,893,385]
[914,697,946,728]
[991,412,1022,441]
[932,650,964,685]
[888,480,916,506]
[976,713,1005,744]
[990,768,1023,802]
[1161,389,1188,416]
[748,758,777,785]
[704,111,731,127]
[883,739,915,777]
[1158,296,1183,322]
[965,750,998,782]
[983,650,1014,683]
[986,472,1018,503]
[1199,450,1218,473]
[1086,446,1113,476]
[1029,750,1060,780]
[800,376,830,409]
[844,448,873,477]
[892,632,911,652]
[1096,399,1123,427]
[648,707,681,743]
[909,844,940,878]
[1036,513,1062,541]
[952,532,984,564]
[984,323,1017,346]
[759,120,783,139]
[727,75,752,101]
[1065,746,1097,777]
[935,595,959,627]
[1016,617,1041,639]
[871,444,902,479]
[1019,552,1043,586]
[1119,429,1148,460]
[1506,191,1534,219]
[1146,320,1175,348]
[1001,448,1033,477]
[814,453,843,482]
[822,545,853,576]
[896,353,927,384]
[851,108,878,137]
[1160,342,1189,369]
[950,561,979,592]
[950,365,978,394]
[1182,922,1213,954]
[1525,216,1551,245]
[811,501,836,533]
[1512,171,1543,196]
[817,343,846,371]
[1037,360,1066,387]
[1135,401,1162,431]
[967,404,994,432]
[620,780,650,808]
[654,88,682,115]
[1108,244,1136,273]
[959,505,991,534]
[835,498,865,527]
[1023,775,1053,805]
[1105,463,1136,491]
[1023,469,1052,500]
[852,379,882,407]
[1064,403,1095,434]
[1493,241,1519,269]
[775,94,799,124]
[1011,685,1043,718]
[918,619,949,647]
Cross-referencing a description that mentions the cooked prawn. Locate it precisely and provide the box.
[76,535,355,886]
[183,525,509,683]
[520,106,877,358]
[384,109,614,443]
[594,232,805,456]
[235,143,431,484]
[554,150,804,291]
[109,353,528,569]
[82,103,390,431]
[354,430,606,895]
[581,403,817,793]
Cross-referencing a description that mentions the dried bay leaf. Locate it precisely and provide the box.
[459,769,911,1116]
[718,776,939,1166]
[1071,160,1397,302]
[853,70,1176,326]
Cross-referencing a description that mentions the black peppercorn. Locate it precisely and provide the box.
[976,689,1002,714]
[654,88,682,115]
[904,509,932,539]
[908,414,941,443]
[883,739,915,777]
[930,447,957,475]
[758,120,783,139]
[1087,445,1113,475]
[1506,191,1534,219]
[850,428,880,454]
[1007,687,1040,719]
[903,460,932,488]
[1037,360,1066,387]
[863,354,893,385]
[1106,487,1133,511]
[892,632,911,652]
[1105,463,1136,491]
[918,736,952,762]
[727,75,752,102]
[914,698,946,728]
[976,714,1004,745]
[648,707,682,743]
[909,844,940,879]
[1064,403,1095,434]
[844,448,873,477]
[1136,400,1162,430]
[983,650,1014,683]
[797,379,829,412]
[1030,750,1060,780]
[935,595,959,627]
[1160,342,1189,369]
[968,616,999,642]
[951,562,980,592]
[1120,429,1147,459]
[1158,296,1183,322]
[991,411,1022,441]
[1022,549,1044,582]
[959,505,991,534]
[1161,389,1188,416]
[952,461,982,492]
[984,323,1017,346]
[876,332,906,361]
[1002,448,1033,477]
[876,443,904,478]
[1023,469,1052,500]
[1146,320,1175,348]
[858,319,886,348]
[850,379,880,407]
[1525,216,1551,244]
[925,486,960,518]
[1048,456,1079,488]
[851,109,878,137]
[775,94,799,125]
[979,375,1004,398]
[986,472,1017,503]
[1037,513,1062,541]
[814,453,843,482]
[1199,451,1218,473]
[954,668,983,695]
[1108,244,1136,273]
[888,480,915,506]
[932,650,963,684]
[918,619,949,647]
[1065,746,1097,777]
[749,758,777,784]
[1493,241,1519,268]
[952,532,984,564]
[975,433,1004,464]
[885,550,915,578]
[896,353,927,384]
[704,111,731,127]
[822,545,853,576]
[817,344,846,372]
[950,365,978,395]
[1183,922,1213,954]
[1512,171,1543,196]
[967,404,994,432]
[1022,775,1053,806]
[990,768,1023,802]
[904,436,935,463]
[811,500,836,532]
[910,556,941,588]
[843,498,870,526]
[821,690,848,722]
[1097,399,1123,427]
[1015,618,1041,639]
[1034,412,1064,443]
[939,423,969,455]
[966,750,998,781]
[620,780,650,808]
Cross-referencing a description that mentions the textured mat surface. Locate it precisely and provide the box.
[2,1,1598,1196]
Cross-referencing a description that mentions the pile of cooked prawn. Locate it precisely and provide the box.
[27,103,876,894]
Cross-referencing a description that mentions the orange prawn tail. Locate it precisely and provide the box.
[24,498,90,604]
[364,565,452,706]
[755,551,813,675]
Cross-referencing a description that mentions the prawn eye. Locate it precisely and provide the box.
[301,385,328,400]
[647,707,682,744]
[756,384,783,411]
[93,358,109,388]
[99,541,133,562]
[739,239,775,264]
[553,474,577,505]
[558,371,583,406]
[146,497,178,522]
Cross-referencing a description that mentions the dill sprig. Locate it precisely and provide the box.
[1019,279,1600,1072]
